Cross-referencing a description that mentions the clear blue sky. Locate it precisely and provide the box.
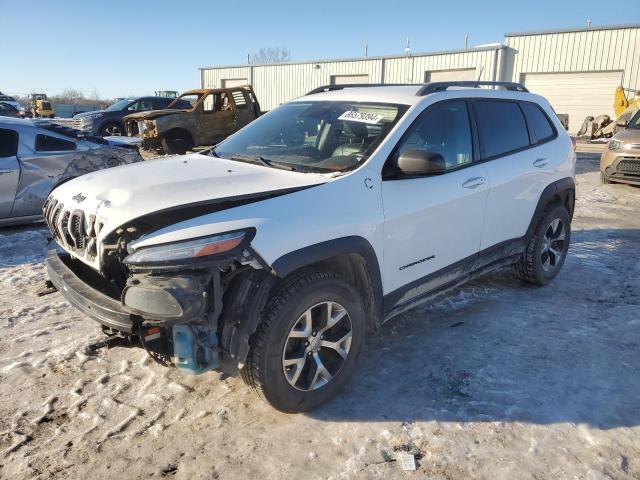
[1,0,637,99]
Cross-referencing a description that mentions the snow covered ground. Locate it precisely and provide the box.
[1,153,639,479]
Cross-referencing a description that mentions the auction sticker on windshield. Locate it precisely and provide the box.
[338,110,384,124]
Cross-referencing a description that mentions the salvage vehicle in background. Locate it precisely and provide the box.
[0,102,21,118]
[601,108,640,186]
[123,85,261,154]
[0,94,23,112]
[43,81,575,412]
[73,96,192,137]
[0,117,142,226]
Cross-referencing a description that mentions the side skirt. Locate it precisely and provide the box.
[382,237,525,322]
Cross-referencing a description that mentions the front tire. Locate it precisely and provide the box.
[160,132,193,155]
[600,172,612,184]
[100,122,124,136]
[242,271,367,413]
[514,204,571,285]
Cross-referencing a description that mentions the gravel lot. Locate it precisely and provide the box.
[1,151,639,480]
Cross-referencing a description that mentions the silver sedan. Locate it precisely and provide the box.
[0,117,142,226]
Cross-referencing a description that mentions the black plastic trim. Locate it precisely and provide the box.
[271,236,384,316]
[46,251,134,333]
[383,237,526,315]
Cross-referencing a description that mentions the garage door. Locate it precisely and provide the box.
[222,78,248,88]
[522,71,622,133]
[331,74,369,85]
[425,68,477,82]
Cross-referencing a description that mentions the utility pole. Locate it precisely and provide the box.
[464,34,469,50]
[405,37,411,57]
[364,43,368,58]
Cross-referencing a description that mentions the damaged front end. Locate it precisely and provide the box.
[45,223,274,375]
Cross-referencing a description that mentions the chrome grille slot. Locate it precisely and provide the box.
[69,210,86,250]
[618,159,640,175]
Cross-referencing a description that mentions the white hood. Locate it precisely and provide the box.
[48,153,329,269]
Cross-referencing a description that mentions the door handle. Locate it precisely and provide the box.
[0,169,14,174]
[462,177,485,189]
[533,158,548,168]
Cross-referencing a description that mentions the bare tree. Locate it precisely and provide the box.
[250,47,291,64]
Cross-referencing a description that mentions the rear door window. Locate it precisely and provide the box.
[0,129,18,157]
[521,103,555,143]
[474,100,530,159]
[35,134,77,152]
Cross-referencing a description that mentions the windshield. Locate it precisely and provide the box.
[213,101,407,172]
[0,95,15,102]
[106,99,134,111]
[168,93,200,109]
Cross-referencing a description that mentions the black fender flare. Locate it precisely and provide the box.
[271,236,384,322]
[525,177,575,239]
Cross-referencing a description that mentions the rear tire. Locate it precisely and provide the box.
[242,271,366,413]
[160,132,193,155]
[514,204,571,286]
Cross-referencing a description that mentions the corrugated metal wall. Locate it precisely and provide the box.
[506,26,640,91]
[201,47,503,110]
[200,25,640,113]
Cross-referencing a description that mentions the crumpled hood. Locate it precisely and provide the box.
[124,109,187,121]
[50,152,329,241]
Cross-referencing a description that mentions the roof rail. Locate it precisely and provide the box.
[306,83,415,95]
[416,81,528,96]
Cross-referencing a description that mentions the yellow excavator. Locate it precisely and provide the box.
[614,86,640,125]
[579,86,640,139]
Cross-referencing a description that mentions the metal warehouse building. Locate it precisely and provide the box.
[201,24,640,132]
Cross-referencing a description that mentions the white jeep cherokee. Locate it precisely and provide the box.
[43,81,575,412]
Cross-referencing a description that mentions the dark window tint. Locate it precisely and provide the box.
[394,100,473,171]
[521,103,555,143]
[474,101,529,158]
[0,128,18,157]
[35,134,77,152]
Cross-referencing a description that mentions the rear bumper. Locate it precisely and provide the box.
[45,250,134,333]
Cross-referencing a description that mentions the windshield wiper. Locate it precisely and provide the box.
[229,154,296,171]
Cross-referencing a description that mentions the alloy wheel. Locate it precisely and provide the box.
[541,218,566,272]
[282,301,353,392]
[104,125,122,136]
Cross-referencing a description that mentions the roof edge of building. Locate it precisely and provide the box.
[505,23,640,37]
[199,44,507,71]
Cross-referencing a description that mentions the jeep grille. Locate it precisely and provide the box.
[43,197,102,260]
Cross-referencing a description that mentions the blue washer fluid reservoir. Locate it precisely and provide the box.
[172,324,220,374]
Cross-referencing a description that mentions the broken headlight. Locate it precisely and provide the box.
[124,230,249,265]
[608,139,622,150]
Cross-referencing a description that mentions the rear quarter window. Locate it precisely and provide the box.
[35,134,77,152]
[474,100,530,159]
[0,128,18,157]
[521,103,555,143]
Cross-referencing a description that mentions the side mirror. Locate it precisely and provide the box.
[397,149,446,175]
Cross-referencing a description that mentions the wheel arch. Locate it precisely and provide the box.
[271,236,384,331]
[526,177,575,240]
[162,127,194,144]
